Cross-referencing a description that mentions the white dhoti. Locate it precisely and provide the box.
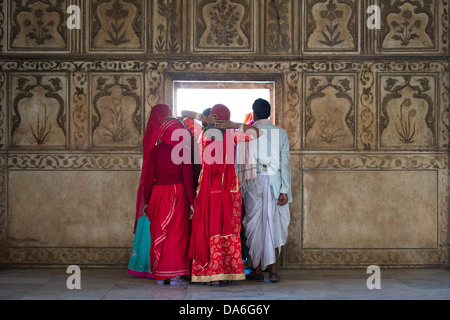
[242,174,290,271]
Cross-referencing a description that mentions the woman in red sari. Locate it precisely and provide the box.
[128,104,171,279]
[185,104,261,286]
[143,116,195,285]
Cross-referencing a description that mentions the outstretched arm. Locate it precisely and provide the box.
[213,118,262,139]
[181,110,208,124]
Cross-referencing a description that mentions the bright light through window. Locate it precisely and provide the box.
[174,82,274,123]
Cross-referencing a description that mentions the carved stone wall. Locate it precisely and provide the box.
[0,0,449,269]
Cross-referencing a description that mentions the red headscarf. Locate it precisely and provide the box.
[211,104,231,121]
[134,104,171,233]
[189,104,236,266]
[157,117,190,146]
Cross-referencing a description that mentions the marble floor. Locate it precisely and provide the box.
[0,267,449,301]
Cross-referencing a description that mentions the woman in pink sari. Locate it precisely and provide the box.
[128,104,171,279]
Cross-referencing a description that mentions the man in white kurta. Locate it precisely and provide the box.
[242,99,292,282]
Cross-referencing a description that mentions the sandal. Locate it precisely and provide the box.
[269,273,281,283]
[169,276,189,286]
[207,281,221,287]
[246,272,265,282]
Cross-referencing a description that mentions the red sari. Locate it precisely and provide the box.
[188,104,246,283]
[128,104,171,279]
[145,118,194,280]
[134,104,171,233]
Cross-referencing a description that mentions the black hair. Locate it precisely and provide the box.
[202,108,212,127]
[252,98,271,119]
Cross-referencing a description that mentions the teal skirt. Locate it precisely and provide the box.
[127,216,154,278]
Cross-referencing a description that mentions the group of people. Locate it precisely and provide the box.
[127,99,292,286]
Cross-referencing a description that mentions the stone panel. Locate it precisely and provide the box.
[304,0,359,53]
[9,73,68,149]
[304,74,357,150]
[379,74,437,150]
[90,73,143,149]
[151,0,186,54]
[377,0,438,53]
[8,0,70,52]
[7,170,139,248]
[191,0,256,53]
[89,0,146,53]
[303,170,438,249]
[263,0,296,55]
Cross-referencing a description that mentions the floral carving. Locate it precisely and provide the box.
[11,75,67,148]
[195,0,251,51]
[104,0,130,46]
[91,0,143,51]
[380,1,435,51]
[317,108,346,144]
[24,8,55,45]
[306,0,357,52]
[380,76,436,149]
[92,75,142,147]
[209,0,241,46]
[29,103,52,145]
[266,0,291,53]
[391,9,421,46]
[395,98,417,144]
[319,0,344,47]
[10,0,67,50]
[155,0,179,53]
[305,75,356,149]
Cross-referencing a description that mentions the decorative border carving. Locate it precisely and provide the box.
[0,154,6,248]
[0,0,4,53]
[0,72,5,150]
[71,71,89,150]
[303,154,448,171]
[0,248,132,267]
[8,153,143,171]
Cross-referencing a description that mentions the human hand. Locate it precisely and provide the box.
[207,114,221,126]
[189,205,194,220]
[214,119,237,130]
[277,194,288,206]
[143,205,148,217]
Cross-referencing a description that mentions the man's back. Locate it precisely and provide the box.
[251,119,292,202]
